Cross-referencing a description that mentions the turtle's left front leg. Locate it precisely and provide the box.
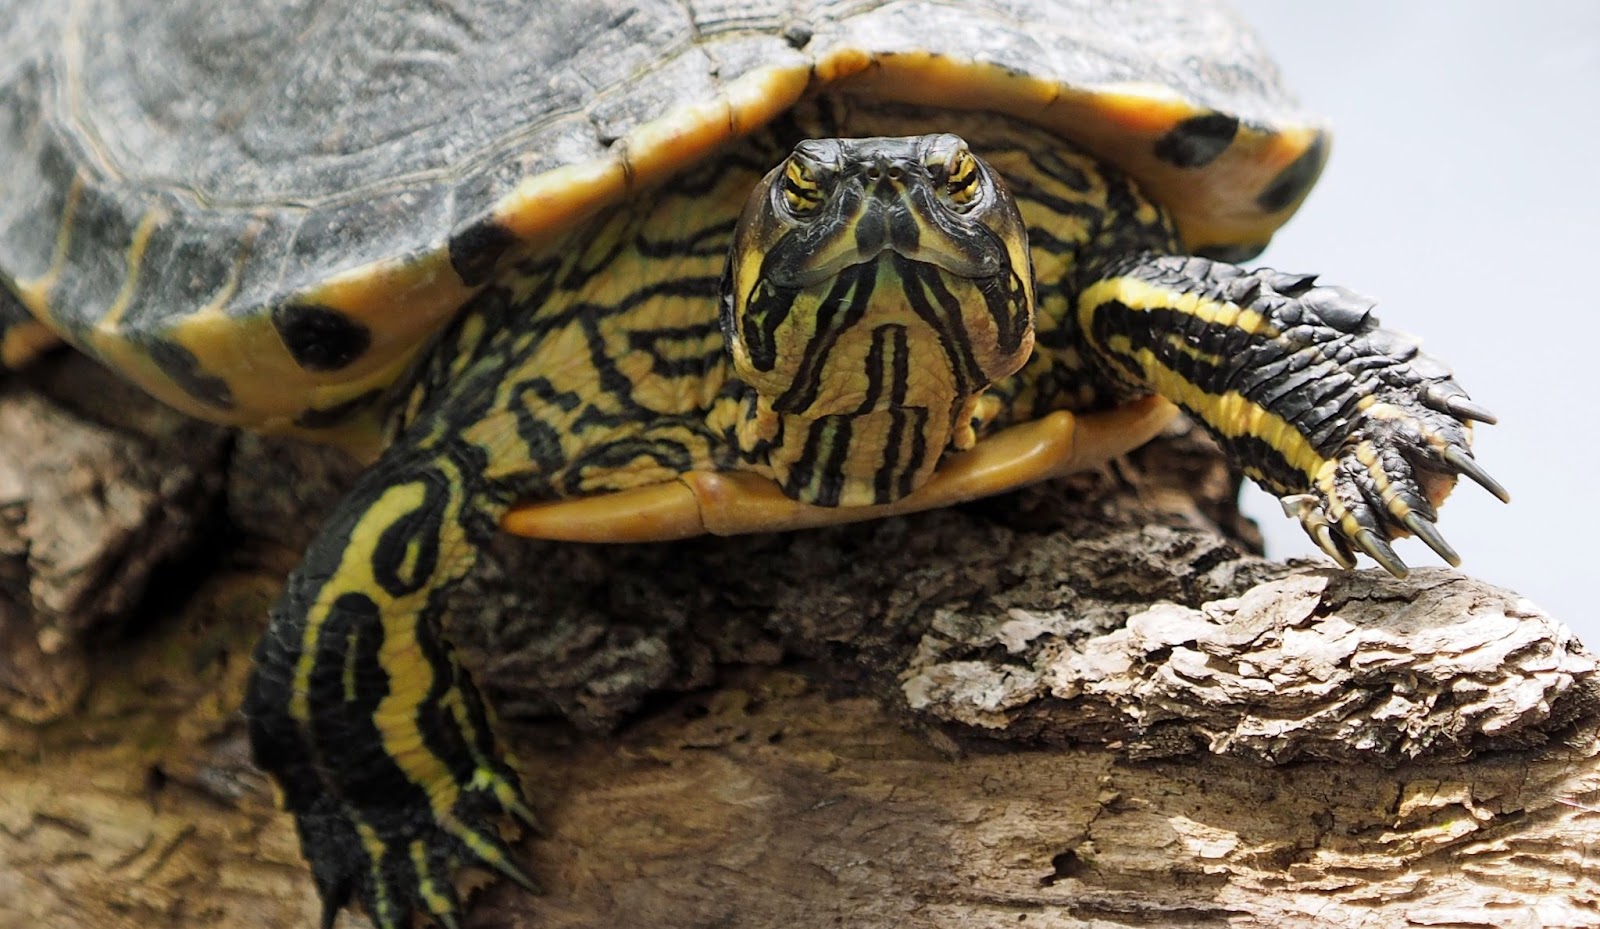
[245,429,542,929]
[1075,253,1506,575]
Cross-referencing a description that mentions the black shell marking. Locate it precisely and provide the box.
[1257,132,1329,214]
[1153,113,1240,169]
[449,219,520,287]
[273,303,374,372]
[147,340,235,408]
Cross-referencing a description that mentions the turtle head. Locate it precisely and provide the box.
[722,134,1035,507]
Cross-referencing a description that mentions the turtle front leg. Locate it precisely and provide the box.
[1076,254,1506,576]
[244,435,539,929]
[0,288,61,368]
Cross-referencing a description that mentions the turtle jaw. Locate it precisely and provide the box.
[730,251,1035,508]
[722,134,1035,507]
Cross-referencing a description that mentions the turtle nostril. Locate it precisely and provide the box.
[886,165,902,180]
[865,165,882,180]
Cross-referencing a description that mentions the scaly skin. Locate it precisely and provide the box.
[1075,255,1501,574]
[244,111,1498,928]
[245,402,540,928]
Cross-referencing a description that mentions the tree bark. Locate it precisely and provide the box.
[2,355,1595,929]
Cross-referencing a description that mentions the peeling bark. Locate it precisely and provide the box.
[904,569,1593,762]
[0,359,227,721]
[2,355,1596,929]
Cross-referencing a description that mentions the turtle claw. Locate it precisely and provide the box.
[1352,527,1408,579]
[283,763,539,929]
[1445,396,1498,425]
[498,784,547,838]
[459,820,544,896]
[1421,382,1498,425]
[1443,446,1510,503]
[1401,511,1460,567]
[1280,493,1357,569]
[1281,379,1496,573]
[1313,525,1358,570]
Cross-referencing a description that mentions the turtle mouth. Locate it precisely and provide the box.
[779,242,998,289]
[779,233,1004,289]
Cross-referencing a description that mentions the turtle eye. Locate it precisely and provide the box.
[779,155,826,218]
[940,142,982,212]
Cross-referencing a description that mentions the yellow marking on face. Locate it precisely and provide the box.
[943,148,981,206]
[781,157,824,214]
[13,173,84,320]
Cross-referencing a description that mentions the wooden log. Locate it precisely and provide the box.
[1,355,1593,929]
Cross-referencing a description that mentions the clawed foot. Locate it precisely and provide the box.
[1280,380,1507,577]
[296,763,542,929]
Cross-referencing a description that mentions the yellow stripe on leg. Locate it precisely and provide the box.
[1104,335,1328,482]
[1078,273,1330,484]
[1079,275,1281,340]
[290,475,474,823]
[356,819,396,926]
[410,839,456,921]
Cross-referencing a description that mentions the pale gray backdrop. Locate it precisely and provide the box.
[1228,2,1596,636]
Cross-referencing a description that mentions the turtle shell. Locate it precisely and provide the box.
[0,0,1327,450]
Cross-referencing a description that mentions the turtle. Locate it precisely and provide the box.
[0,0,1509,925]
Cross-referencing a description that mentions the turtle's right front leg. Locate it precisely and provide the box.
[245,435,540,929]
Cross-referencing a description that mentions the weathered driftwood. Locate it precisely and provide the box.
[2,355,1596,929]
